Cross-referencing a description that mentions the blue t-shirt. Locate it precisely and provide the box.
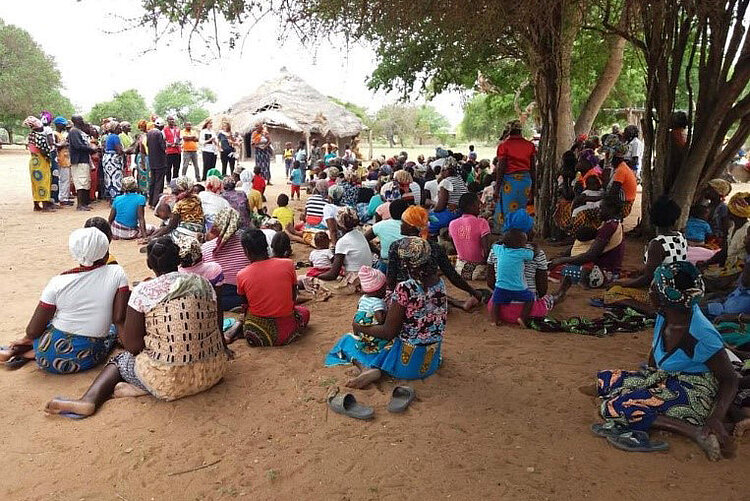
[373,218,403,260]
[684,217,713,243]
[105,133,122,152]
[290,168,304,185]
[652,304,724,373]
[492,244,534,291]
[112,192,147,228]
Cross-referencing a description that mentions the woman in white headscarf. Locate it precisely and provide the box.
[0,228,129,373]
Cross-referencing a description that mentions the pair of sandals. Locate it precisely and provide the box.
[591,422,669,453]
[328,386,416,420]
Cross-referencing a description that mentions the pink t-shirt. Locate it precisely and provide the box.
[448,214,491,263]
[179,261,225,287]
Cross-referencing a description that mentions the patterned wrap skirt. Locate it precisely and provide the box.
[255,147,271,180]
[135,153,150,195]
[33,324,117,374]
[494,171,532,229]
[102,152,124,200]
[243,306,310,346]
[455,258,488,281]
[29,152,52,202]
[597,368,718,431]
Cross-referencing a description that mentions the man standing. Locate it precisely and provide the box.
[147,118,167,207]
[68,115,96,211]
[163,115,181,181]
[180,121,200,179]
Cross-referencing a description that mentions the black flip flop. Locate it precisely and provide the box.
[328,393,374,420]
[5,356,32,370]
[387,386,416,413]
[591,422,628,438]
[606,430,669,452]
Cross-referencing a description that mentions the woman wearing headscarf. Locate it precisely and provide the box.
[44,237,229,418]
[0,228,128,372]
[699,192,750,291]
[222,176,252,228]
[429,158,468,235]
[326,236,448,387]
[147,176,205,241]
[227,229,310,346]
[380,169,421,206]
[251,124,273,183]
[101,121,125,200]
[340,169,361,207]
[198,175,232,230]
[592,261,736,460]
[39,111,60,205]
[317,208,373,292]
[493,120,536,230]
[24,116,54,212]
[53,116,73,206]
[701,178,732,248]
[133,120,151,195]
[201,208,251,310]
[603,135,638,220]
[109,176,156,240]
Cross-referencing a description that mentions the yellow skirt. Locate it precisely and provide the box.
[29,152,51,202]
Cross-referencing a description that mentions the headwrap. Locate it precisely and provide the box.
[176,236,203,267]
[578,148,599,168]
[205,175,223,193]
[174,176,194,193]
[315,179,329,197]
[120,121,131,129]
[223,176,237,190]
[507,119,523,131]
[728,192,750,218]
[23,116,42,129]
[233,164,244,175]
[206,168,222,179]
[503,210,534,234]
[652,261,704,310]
[121,176,137,192]
[576,133,588,143]
[39,110,52,126]
[401,206,429,239]
[52,116,68,126]
[239,169,252,191]
[328,167,340,179]
[396,236,432,269]
[146,121,154,131]
[394,170,412,185]
[335,207,359,231]
[106,121,119,133]
[358,266,386,293]
[329,184,344,203]
[68,227,109,267]
[708,178,731,198]
[136,119,147,131]
[213,208,240,250]
[602,135,628,157]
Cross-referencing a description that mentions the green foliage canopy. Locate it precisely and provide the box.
[153,81,216,124]
[87,89,150,124]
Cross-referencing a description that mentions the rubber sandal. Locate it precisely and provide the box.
[387,386,416,413]
[0,344,32,363]
[589,298,605,307]
[222,318,237,332]
[590,422,628,438]
[5,356,32,370]
[59,412,89,420]
[606,430,669,452]
[328,393,374,420]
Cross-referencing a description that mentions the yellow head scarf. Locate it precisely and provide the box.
[728,192,750,218]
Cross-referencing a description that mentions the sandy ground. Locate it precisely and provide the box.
[1,146,748,500]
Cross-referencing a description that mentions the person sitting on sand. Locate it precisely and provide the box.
[83,216,119,264]
[604,196,688,315]
[448,192,491,281]
[0,228,128,372]
[354,266,388,327]
[364,198,408,273]
[225,229,310,346]
[44,237,229,418]
[221,175,252,229]
[287,180,330,247]
[488,227,536,327]
[109,176,155,240]
[316,208,373,292]
[325,237,447,387]
[201,208,250,311]
[592,261,737,461]
[387,206,484,311]
[199,175,232,230]
[699,192,750,291]
[685,204,714,247]
[147,177,205,241]
[306,232,334,277]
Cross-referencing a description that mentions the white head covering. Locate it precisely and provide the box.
[69,227,109,266]
[238,169,252,193]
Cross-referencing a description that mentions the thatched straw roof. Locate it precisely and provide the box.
[224,69,365,138]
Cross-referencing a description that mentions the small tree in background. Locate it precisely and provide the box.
[153,81,216,124]
[87,89,150,125]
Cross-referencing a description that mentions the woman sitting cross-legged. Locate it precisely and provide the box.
[326,237,448,388]
[44,237,229,418]
[0,227,129,372]
[227,229,310,347]
[592,261,737,460]
[109,176,155,240]
[146,176,205,242]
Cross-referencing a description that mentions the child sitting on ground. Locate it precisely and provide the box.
[571,174,604,218]
[490,229,536,327]
[271,231,293,258]
[306,232,334,277]
[354,266,387,326]
[684,205,713,247]
[272,193,295,230]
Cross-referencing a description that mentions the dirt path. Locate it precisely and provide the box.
[0,147,747,500]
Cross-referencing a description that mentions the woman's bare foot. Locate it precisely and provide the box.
[345,368,382,389]
[113,382,148,398]
[695,433,722,461]
[44,397,96,417]
[517,318,528,328]
[733,418,750,438]
[462,296,480,312]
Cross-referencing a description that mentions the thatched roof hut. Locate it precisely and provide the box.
[221,69,365,159]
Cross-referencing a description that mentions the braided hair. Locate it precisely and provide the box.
[146,237,180,274]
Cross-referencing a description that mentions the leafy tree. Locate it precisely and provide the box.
[328,97,372,126]
[87,89,150,125]
[0,19,73,140]
[370,104,417,147]
[414,105,450,144]
[153,81,216,124]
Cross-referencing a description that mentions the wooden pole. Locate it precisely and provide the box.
[368,129,373,161]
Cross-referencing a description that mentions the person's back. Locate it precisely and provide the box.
[237,257,296,318]
[146,128,166,168]
[497,135,536,173]
[449,213,490,263]
[112,192,146,228]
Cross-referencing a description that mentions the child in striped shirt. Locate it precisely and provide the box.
[354,266,387,326]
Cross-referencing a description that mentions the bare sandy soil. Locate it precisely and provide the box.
[0,146,748,500]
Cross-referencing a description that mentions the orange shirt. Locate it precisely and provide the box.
[181,129,199,152]
[496,135,536,173]
[236,258,296,318]
[611,162,637,202]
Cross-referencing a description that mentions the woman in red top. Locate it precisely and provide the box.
[493,120,536,230]
[232,229,310,346]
